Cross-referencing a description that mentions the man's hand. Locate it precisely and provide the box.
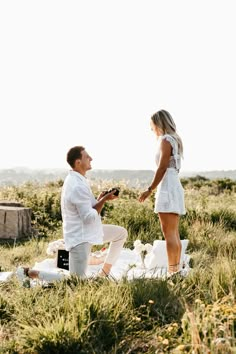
[97,190,118,201]
[97,191,108,201]
[94,189,118,214]
[104,189,118,201]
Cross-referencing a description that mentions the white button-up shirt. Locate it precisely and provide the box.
[61,170,103,251]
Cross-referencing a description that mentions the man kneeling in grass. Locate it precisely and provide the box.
[16,146,127,283]
[60,145,127,279]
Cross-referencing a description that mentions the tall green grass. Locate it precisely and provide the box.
[0,178,236,353]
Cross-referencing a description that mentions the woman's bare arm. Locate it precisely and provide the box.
[139,139,172,202]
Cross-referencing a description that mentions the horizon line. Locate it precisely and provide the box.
[0,167,236,173]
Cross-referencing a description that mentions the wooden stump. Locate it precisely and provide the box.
[0,206,32,239]
[0,201,24,207]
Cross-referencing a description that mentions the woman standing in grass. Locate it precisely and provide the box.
[139,109,186,275]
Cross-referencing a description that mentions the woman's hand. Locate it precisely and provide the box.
[138,190,152,203]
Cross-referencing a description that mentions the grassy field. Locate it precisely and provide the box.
[0,177,236,353]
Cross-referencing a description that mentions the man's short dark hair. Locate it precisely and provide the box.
[67,146,85,168]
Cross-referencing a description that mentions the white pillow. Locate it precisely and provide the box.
[145,239,189,269]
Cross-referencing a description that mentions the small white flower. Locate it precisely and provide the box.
[134,243,145,254]
[144,243,153,253]
[133,240,142,247]
[46,239,65,256]
[46,245,55,256]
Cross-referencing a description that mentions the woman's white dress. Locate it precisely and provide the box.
[154,134,186,215]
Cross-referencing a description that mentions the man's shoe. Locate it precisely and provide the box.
[15,267,29,281]
[89,270,117,283]
[15,267,31,287]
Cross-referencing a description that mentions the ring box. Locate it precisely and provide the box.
[56,249,69,270]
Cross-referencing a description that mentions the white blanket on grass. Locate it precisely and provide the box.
[32,248,191,281]
[0,243,191,283]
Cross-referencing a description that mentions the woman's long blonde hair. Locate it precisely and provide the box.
[151,109,184,157]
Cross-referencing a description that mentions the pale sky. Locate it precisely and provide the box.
[0,1,235,172]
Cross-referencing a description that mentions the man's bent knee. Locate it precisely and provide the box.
[120,227,128,241]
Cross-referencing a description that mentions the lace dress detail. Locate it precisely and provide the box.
[154,134,186,215]
[155,135,181,171]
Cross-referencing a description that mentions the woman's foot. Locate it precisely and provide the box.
[168,263,180,274]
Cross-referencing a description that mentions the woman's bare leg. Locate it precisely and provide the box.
[158,212,181,273]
